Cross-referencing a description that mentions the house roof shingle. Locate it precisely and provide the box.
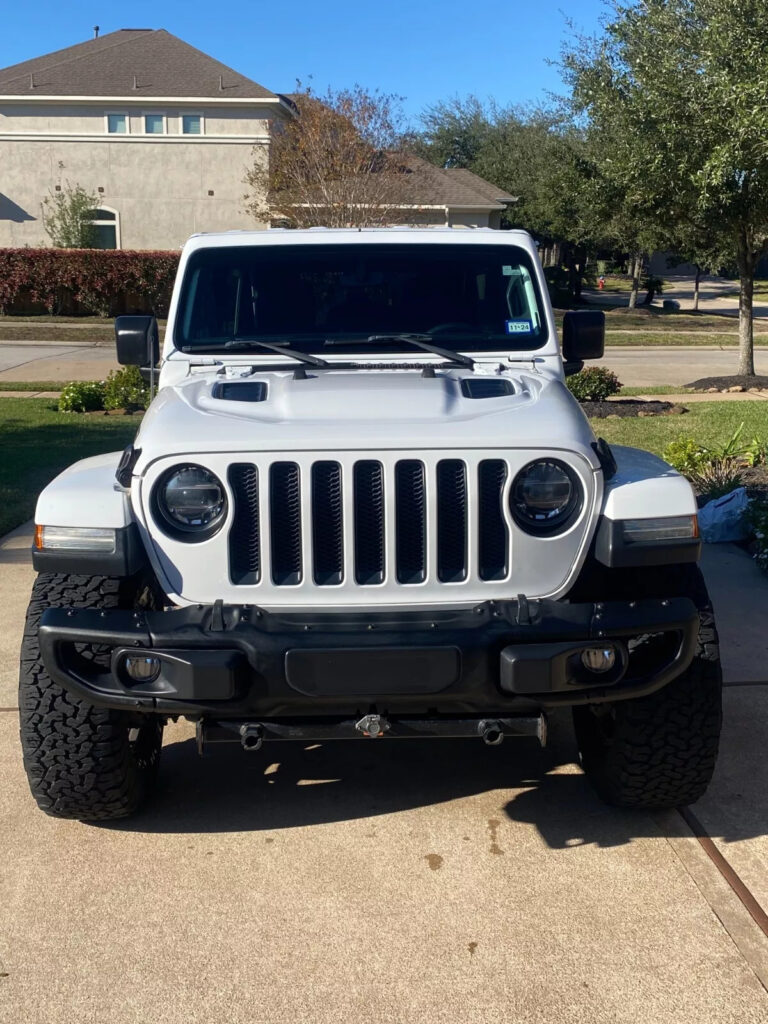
[0,28,278,99]
[394,157,516,210]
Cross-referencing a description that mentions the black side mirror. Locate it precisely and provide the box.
[115,315,160,367]
[562,310,605,362]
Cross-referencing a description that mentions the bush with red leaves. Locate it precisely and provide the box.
[0,248,180,317]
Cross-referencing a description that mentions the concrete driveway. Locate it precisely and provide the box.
[1,523,768,1023]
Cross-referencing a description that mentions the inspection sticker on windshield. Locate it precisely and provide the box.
[505,319,533,335]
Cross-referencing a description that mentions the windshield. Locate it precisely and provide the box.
[175,243,548,355]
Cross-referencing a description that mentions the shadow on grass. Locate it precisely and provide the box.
[0,402,138,536]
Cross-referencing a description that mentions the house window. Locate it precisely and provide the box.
[182,114,203,135]
[106,113,128,134]
[144,113,165,135]
[87,208,120,250]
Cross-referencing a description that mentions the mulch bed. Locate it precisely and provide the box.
[582,399,686,419]
[742,465,768,504]
[686,374,768,391]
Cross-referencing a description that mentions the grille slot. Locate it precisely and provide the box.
[228,464,260,584]
[478,460,509,581]
[437,460,468,582]
[270,462,302,586]
[225,453,516,593]
[312,461,344,585]
[354,461,385,585]
[395,460,426,584]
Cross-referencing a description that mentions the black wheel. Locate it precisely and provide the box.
[573,565,722,809]
[19,573,164,821]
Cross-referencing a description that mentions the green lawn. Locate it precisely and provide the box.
[0,316,167,344]
[617,385,685,396]
[0,399,140,536]
[590,401,768,456]
[1,395,766,540]
[0,381,63,392]
[604,331,764,346]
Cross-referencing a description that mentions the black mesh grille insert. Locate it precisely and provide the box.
[478,460,509,581]
[270,462,302,586]
[437,460,467,582]
[395,460,426,584]
[312,461,344,585]
[354,461,385,585]
[228,464,260,585]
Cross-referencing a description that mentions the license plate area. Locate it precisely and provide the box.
[284,646,460,696]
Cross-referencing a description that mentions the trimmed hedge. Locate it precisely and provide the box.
[0,248,180,317]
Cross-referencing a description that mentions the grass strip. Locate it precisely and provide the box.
[0,381,63,392]
[0,398,140,536]
[590,401,768,457]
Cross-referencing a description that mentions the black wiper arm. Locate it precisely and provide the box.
[344,333,474,369]
[223,338,329,367]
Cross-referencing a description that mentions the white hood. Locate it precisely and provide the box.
[133,367,600,471]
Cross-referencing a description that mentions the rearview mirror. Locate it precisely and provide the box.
[115,315,160,367]
[562,310,605,363]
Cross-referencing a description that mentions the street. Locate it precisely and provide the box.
[2,339,768,389]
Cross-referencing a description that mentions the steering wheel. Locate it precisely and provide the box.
[427,322,477,335]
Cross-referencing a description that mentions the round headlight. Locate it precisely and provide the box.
[510,459,582,535]
[154,464,227,539]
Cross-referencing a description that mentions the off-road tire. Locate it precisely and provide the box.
[573,565,722,810]
[19,573,164,821]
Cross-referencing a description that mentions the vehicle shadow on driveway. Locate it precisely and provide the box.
[98,708,768,849]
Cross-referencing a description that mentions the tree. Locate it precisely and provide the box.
[414,97,609,301]
[561,0,768,375]
[245,84,418,228]
[42,181,98,248]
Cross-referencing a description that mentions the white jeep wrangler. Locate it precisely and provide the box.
[20,228,721,820]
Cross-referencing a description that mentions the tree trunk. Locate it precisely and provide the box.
[628,254,642,310]
[693,265,701,312]
[737,233,755,377]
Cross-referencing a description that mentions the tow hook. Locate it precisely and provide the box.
[479,720,505,746]
[240,723,264,751]
[355,714,390,738]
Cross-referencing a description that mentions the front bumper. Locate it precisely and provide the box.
[38,596,700,717]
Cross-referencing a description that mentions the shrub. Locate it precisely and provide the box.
[662,437,709,478]
[746,503,768,572]
[58,380,106,413]
[41,181,99,249]
[566,366,622,402]
[103,365,150,412]
[0,248,179,316]
[663,424,765,499]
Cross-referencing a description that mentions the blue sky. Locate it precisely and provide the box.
[0,0,606,120]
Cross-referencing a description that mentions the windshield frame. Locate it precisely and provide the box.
[172,241,551,358]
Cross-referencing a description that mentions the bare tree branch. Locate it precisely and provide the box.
[245,85,423,228]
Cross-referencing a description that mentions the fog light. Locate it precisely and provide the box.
[124,656,160,682]
[581,646,616,673]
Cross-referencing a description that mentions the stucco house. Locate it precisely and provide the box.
[0,29,515,249]
[0,28,295,249]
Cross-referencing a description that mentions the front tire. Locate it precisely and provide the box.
[19,573,164,822]
[573,565,722,809]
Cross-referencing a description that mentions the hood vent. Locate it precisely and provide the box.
[212,381,268,403]
[460,378,514,399]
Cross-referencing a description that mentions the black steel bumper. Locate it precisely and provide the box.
[38,596,700,717]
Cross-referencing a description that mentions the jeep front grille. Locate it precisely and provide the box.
[227,455,509,590]
[143,448,597,607]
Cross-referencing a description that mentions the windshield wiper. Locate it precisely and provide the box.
[325,333,475,369]
[222,338,329,367]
